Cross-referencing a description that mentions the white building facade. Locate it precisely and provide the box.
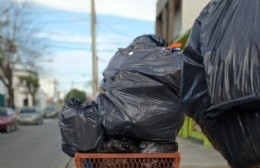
[13,69,36,108]
[0,69,58,109]
[39,76,58,104]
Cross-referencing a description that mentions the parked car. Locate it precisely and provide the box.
[0,107,18,132]
[18,107,43,125]
[43,106,59,118]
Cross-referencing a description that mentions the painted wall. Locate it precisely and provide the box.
[156,0,210,41]
[182,0,209,33]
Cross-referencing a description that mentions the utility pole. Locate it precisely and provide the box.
[91,0,98,96]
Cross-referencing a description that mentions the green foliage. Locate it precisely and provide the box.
[19,75,39,106]
[176,29,191,49]
[64,89,91,104]
[19,75,40,94]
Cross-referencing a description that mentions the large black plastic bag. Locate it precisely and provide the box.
[181,2,213,122]
[201,0,260,118]
[182,0,260,120]
[202,111,260,168]
[181,0,260,167]
[59,99,104,157]
[97,34,184,143]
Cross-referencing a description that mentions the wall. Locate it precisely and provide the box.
[181,0,209,33]
[13,69,37,108]
[174,0,182,38]
[39,76,58,103]
[156,0,210,43]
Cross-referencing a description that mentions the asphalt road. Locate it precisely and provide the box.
[0,118,70,168]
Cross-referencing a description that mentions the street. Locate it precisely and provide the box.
[0,118,70,168]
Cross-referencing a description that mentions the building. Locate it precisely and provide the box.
[13,69,38,108]
[0,68,56,109]
[39,76,59,104]
[13,69,59,110]
[36,88,48,111]
[156,0,210,43]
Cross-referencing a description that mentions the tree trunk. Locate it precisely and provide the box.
[7,87,15,109]
[6,65,15,109]
[31,93,37,106]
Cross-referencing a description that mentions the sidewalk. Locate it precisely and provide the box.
[177,137,228,168]
[66,137,229,168]
[66,158,75,168]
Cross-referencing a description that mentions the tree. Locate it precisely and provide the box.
[64,89,91,104]
[0,0,46,108]
[19,75,40,106]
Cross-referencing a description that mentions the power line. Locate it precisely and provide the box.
[24,8,89,15]
[48,44,116,52]
[41,18,90,24]
[39,31,129,46]
[98,20,130,38]
[38,10,87,15]
[98,56,110,63]
[39,33,125,44]
[48,45,90,50]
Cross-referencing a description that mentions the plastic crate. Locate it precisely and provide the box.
[74,152,180,168]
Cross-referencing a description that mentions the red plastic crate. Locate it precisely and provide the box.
[74,152,180,168]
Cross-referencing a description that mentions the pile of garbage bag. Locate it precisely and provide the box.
[181,0,260,167]
[59,1,260,167]
[59,35,183,157]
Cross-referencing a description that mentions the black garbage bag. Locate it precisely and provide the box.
[182,0,260,120]
[181,1,214,122]
[202,110,260,168]
[181,0,260,167]
[139,141,178,153]
[101,138,139,153]
[97,34,184,143]
[59,98,104,157]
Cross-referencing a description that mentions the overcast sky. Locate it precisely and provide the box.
[19,0,157,96]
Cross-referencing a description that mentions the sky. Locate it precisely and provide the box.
[18,0,158,97]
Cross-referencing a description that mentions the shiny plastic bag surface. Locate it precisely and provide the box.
[181,0,260,167]
[182,0,260,120]
[202,111,260,168]
[98,35,184,143]
[59,99,104,157]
